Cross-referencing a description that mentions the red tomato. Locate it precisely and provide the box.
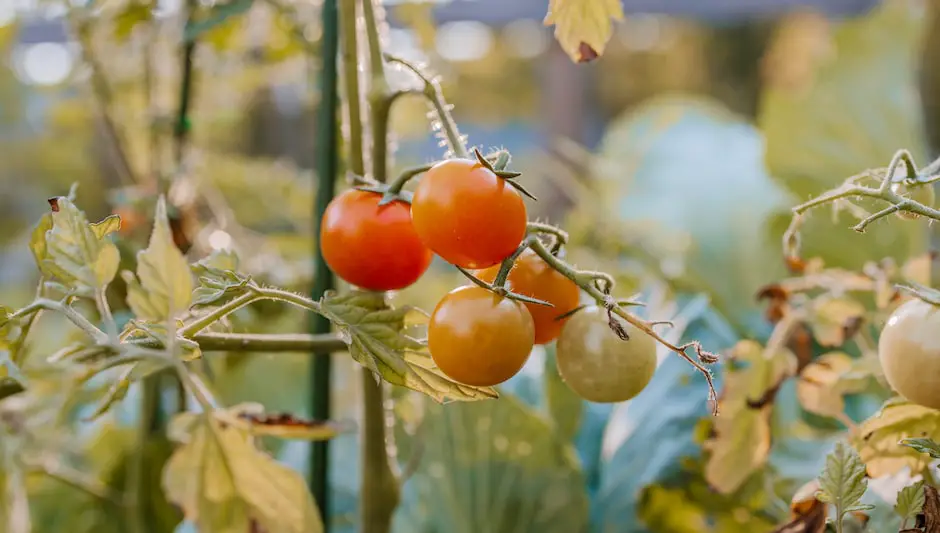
[411,159,528,269]
[428,285,535,386]
[320,189,433,291]
[476,249,581,344]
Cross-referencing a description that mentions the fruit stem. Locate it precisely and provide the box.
[385,164,433,195]
[526,238,719,414]
[492,239,533,291]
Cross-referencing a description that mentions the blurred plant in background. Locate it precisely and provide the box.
[3,0,940,532]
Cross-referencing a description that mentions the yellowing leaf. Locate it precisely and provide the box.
[126,197,193,321]
[705,340,796,493]
[43,197,121,293]
[163,410,323,533]
[226,403,355,441]
[854,398,940,477]
[544,0,623,63]
[89,215,122,239]
[319,291,498,403]
[796,352,869,419]
[810,297,865,347]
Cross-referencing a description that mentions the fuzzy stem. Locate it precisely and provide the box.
[526,238,719,413]
[340,0,365,177]
[191,332,347,352]
[359,371,401,532]
[16,299,108,344]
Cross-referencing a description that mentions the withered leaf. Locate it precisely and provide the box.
[771,480,827,533]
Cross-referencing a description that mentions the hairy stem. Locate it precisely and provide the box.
[340,0,364,177]
[15,299,107,344]
[191,332,347,352]
[359,371,400,533]
[526,238,718,412]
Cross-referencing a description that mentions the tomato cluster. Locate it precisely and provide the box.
[319,156,659,397]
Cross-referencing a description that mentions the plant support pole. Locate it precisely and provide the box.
[310,0,340,528]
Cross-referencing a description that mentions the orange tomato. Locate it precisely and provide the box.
[428,285,535,386]
[411,159,528,269]
[476,249,581,344]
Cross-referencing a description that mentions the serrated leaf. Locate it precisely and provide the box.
[89,215,121,239]
[162,409,323,533]
[895,481,925,525]
[543,0,623,63]
[83,366,132,421]
[854,399,940,477]
[126,197,193,321]
[705,340,797,493]
[900,437,940,459]
[43,197,121,293]
[191,251,251,307]
[796,352,869,419]
[810,297,865,347]
[319,291,498,403]
[816,442,869,519]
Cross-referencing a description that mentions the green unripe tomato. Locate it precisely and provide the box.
[555,306,657,403]
[892,182,935,220]
[879,298,940,410]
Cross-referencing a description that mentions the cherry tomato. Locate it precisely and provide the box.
[428,285,535,386]
[320,189,433,291]
[411,158,528,269]
[555,306,657,403]
[879,297,940,409]
[476,249,581,344]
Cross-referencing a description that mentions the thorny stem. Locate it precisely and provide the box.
[526,238,719,413]
[340,0,365,177]
[385,55,469,158]
[784,149,940,258]
[14,299,107,344]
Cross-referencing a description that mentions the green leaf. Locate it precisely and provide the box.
[125,197,193,321]
[543,0,623,62]
[43,197,121,293]
[895,480,925,524]
[854,399,940,477]
[162,409,323,533]
[319,291,498,403]
[900,437,940,459]
[392,395,589,532]
[89,215,122,239]
[191,251,251,307]
[816,441,869,519]
[637,485,709,532]
[29,213,53,276]
[705,340,796,494]
[184,0,253,43]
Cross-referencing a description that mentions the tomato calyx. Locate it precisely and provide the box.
[471,148,538,201]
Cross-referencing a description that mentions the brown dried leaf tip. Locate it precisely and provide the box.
[577,42,599,63]
[47,197,60,212]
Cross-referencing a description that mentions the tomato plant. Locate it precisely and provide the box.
[555,306,657,403]
[427,285,535,386]
[320,189,433,291]
[476,248,581,344]
[411,158,528,269]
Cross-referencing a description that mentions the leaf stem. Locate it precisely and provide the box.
[526,238,719,413]
[191,332,347,352]
[16,299,108,344]
[95,289,119,341]
[26,457,123,507]
[177,292,260,337]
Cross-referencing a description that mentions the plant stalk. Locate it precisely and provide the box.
[309,0,341,524]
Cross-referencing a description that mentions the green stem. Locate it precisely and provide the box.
[359,371,400,533]
[174,0,198,174]
[192,332,346,352]
[361,0,385,88]
[177,292,260,337]
[127,379,157,533]
[526,238,718,410]
[309,0,341,520]
[385,55,468,158]
[492,239,531,289]
[27,458,123,507]
[386,163,433,194]
[16,299,108,344]
[340,0,364,177]
[95,289,119,341]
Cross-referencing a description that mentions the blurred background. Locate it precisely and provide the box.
[1,0,939,531]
